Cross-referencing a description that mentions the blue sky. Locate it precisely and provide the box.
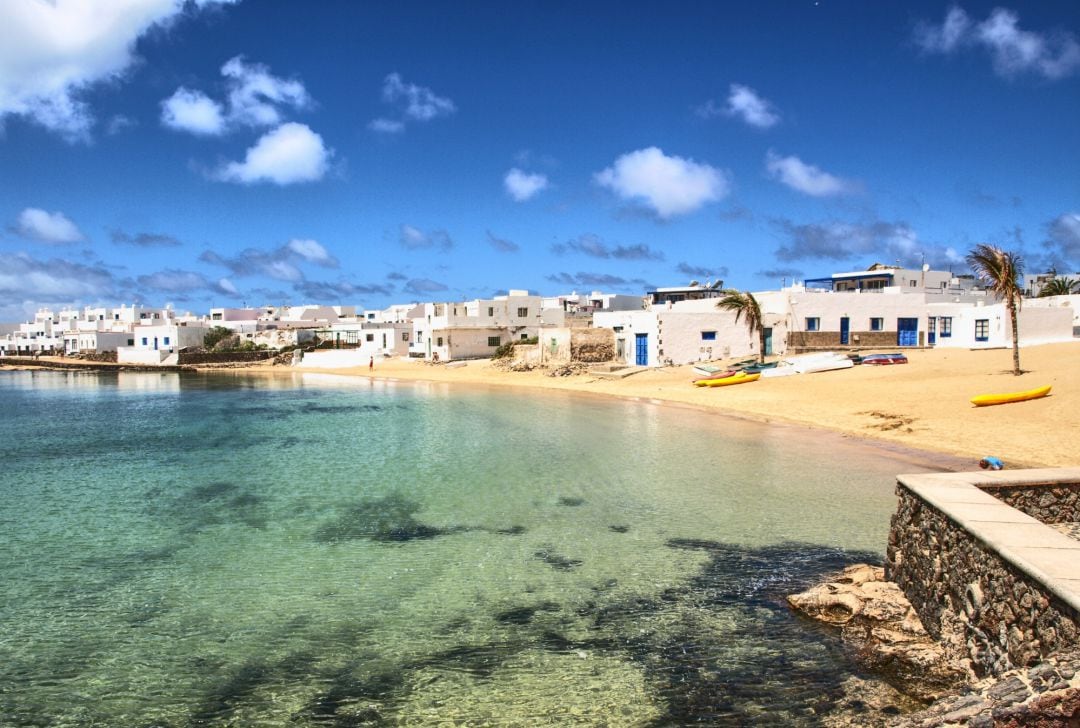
[1,0,1078,320]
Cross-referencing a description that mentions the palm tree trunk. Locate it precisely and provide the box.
[1010,300,1021,375]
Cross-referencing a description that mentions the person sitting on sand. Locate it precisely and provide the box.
[979,456,1004,470]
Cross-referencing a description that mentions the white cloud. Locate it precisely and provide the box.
[161,55,309,136]
[915,6,1080,80]
[594,147,729,218]
[368,117,404,134]
[215,122,331,185]
[161,87,226,135]
[914,6,972,53]
[218,277,238,295]
[221,55,309,127]
[765,151,853,197]
[286,238,337,267]
[15,208,84,244]
[0,0,236,142]
[370,72,454,132]
[977,8,1080,79]
[724,84,780,129]
[504,168,548,201]
[381,72,455,121]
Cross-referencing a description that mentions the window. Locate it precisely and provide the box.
[865,280,884,290]
[488,307,494,316]
[365,333,374,342]
[805,317,820,332]
[939,317,952,338]
[520,333,528,340]
[141,337,148,345]
[163,337,170,346]
[975,319,989,342]
[488,336,501,347]
[870,317,883,331]
[517,307,528,317]
[402,332,410,341]
[701,331,717,341]
[910,280,918,288]
[127,339,134,346]
[613,326,624,333]
[437,337,444,346]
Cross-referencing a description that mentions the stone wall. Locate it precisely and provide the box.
[886,482,1080,678]
[788,330,909,349]
[889,646,1080,727]
[177,350,275,365]
[978,482,1080,524]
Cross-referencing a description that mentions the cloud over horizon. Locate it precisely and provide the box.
[772,217,964,270]
[697,83,780,129]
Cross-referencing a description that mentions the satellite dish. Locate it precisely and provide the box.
[689,280,700,287]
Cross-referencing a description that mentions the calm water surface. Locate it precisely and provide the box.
[0,370,940,726]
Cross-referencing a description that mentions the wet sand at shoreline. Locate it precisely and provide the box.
[258,341,1080,470]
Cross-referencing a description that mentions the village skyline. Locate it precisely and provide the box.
[1,1,1078,321]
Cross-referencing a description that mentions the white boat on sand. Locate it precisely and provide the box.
[760,352,854,378]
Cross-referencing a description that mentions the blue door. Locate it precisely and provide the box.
[839,317,850,345]
[763,327,773,356]
[635,333,648,366]
[897,318,918,347]
[927,317,937,346]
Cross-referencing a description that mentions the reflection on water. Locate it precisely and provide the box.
[0,370,941,725]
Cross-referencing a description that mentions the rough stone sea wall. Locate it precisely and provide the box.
[886,484,1080,678]
[978,482,1080,525]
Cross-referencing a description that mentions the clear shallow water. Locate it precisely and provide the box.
[0,370,937,726]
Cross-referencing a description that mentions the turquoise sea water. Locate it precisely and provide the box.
[0,370,940,726]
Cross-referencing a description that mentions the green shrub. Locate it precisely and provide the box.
[203,326,233,350]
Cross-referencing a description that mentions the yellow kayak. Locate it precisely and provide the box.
[970,384,1051,407]
[694,372,761,388]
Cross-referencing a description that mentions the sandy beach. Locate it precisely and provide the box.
[260,341,1080,470]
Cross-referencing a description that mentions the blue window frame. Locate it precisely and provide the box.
[939,317,952,338]
[805,317,820,332]
[163,337,170,346]
[701,331,716,341]
[870,317,883,331]
[975,319,989,342]
[141,337,147,345]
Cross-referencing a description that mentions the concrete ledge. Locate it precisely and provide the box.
[897,467,1080,625]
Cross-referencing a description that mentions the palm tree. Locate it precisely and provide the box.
[966,244,1024,376]
[716,290,766,364]
[1037,277,1078,297]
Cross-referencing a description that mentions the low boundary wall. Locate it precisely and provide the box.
[886,469,1080,677]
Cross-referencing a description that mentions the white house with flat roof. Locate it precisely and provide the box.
[116,321,211,365]
[410,290,542,360]
[594,291,791,366]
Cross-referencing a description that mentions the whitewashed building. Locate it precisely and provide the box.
[410,290,542,361]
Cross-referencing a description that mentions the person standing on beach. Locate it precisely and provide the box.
[369,356,373,371]
[979,456,1004,470]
